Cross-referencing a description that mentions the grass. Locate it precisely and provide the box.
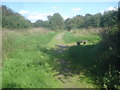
[63,29,100,44]
[2,28,103,88]
[2,29,62,88]
[61,29,103,88]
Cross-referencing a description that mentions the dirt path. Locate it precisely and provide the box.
[48,32,94,88]
[48,32,65,48]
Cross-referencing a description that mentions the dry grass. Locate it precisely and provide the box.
[29,27,51,34]
[72,28,102,37]
[64,28,101,44]
[2,28,52,37]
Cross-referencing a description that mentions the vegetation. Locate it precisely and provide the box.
[1,6,31,29]
[1,4,119,89]
[32,9,117,31]
[1,5,118,31]
[2,29,62,88]
[63,28,100,43]
[33,20,49,28]
[48,13,65,30]
[63,28,120,89]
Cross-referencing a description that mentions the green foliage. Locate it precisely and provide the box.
[95,8,119,89]
[87,13,101,27]
[63,28,119,89]
[64,10,117,30]
[65,18,73,31]
[48,13,65,30]
[65,15,84,30]
[29,7,118,31]
[2,6,32,29]
[33,20,49,28]
[100,11,118,29]
[2,5,118,31]
[33,13,65,30]
[97,27,120,89]
[118,7,120,25]
[0,7,2,27]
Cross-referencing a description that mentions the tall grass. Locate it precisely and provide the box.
[63,28,101,44]
[3,28,117,88]
[2,29,62,88]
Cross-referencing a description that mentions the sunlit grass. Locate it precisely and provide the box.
[63,29,101,45]
[2,28,101,88]
[2,29,62,88]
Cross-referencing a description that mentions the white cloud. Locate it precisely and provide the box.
[101,6,118,14]
[19,10,28,14]
[72,8,81,13]
[53,6,58,9]
[106,6,117,11]
[27,12,73,22]
[27,12,54,22]
[26,11,74,22]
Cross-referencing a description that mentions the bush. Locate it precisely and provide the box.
[97,26,120,89]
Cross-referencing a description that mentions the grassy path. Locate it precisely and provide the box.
[48,32,94,88]
[48,32,65,48]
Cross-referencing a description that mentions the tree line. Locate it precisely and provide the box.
[33,10,118,31]
[1,5,118,30]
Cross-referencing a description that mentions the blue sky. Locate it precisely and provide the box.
[2,2,118,22]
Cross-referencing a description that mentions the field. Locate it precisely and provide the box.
[1,3,119,89]
[2,28,104,88]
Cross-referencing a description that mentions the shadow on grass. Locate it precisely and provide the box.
[38,44,119,89]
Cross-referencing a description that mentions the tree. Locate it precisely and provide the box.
[87,13,101,27]
[33,20,49,28]
[100,11,118,29]
[2,5,32,29]
[48,13,65,30]
[65,18,73,31]
[72,15,84,28]
[47,15,52,21]
[82,14,92,28]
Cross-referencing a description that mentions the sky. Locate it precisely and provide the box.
[1,2,118,22]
